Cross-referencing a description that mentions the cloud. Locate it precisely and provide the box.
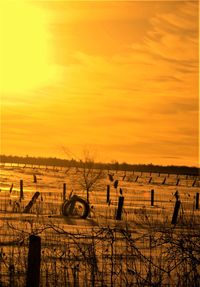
[44,1,161,23]
[39,1,198,164]
[2,1,198,166]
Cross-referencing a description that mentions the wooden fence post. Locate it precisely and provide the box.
[122,172,126,181]
[135,176,139,183]
[73,265,79,287]
[106,185,110,203]
[162,177,166,185]
[23,192,40,213]
[192,179,197,187]
[151,189,154,206]
[195,193,199,210]
[63,183,67,201]
[148,177,152,184]
[9,183,14,193]
[33,174,37,183]
[26,235,41,287]
[9,264,15,287]
[171,200,181,224]
[20,180,24,201]
[113,180,118,189]
[116,196,124,220]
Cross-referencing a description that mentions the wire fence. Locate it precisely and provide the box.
[0,165,200,286]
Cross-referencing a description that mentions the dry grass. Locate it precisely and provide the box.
[0,165,199,286]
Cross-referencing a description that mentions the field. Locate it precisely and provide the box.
[0,163,200,286]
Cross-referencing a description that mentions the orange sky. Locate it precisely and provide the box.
[0,0,199,166]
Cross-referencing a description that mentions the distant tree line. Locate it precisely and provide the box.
[0,154,199,176]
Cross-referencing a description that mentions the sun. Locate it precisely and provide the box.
[0,0,56,94]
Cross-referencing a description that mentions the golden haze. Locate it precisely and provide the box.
[0,1,198,167]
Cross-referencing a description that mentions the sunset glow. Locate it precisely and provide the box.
[0,0,56,93]
[0,1,199,166]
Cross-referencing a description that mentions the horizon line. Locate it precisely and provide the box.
[0,154,199,169]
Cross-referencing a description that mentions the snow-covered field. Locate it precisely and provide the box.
[0,164,199,286]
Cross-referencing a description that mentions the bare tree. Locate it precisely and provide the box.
[78,150,103,204]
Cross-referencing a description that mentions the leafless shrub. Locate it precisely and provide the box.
[78,150,104,203]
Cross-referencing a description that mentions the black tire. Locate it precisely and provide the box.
[62,195,90,219]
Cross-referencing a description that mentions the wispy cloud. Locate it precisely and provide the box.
[1,1,198,166]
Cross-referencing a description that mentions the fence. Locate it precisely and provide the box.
[0,165,200,286]
[0,214,200,287]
